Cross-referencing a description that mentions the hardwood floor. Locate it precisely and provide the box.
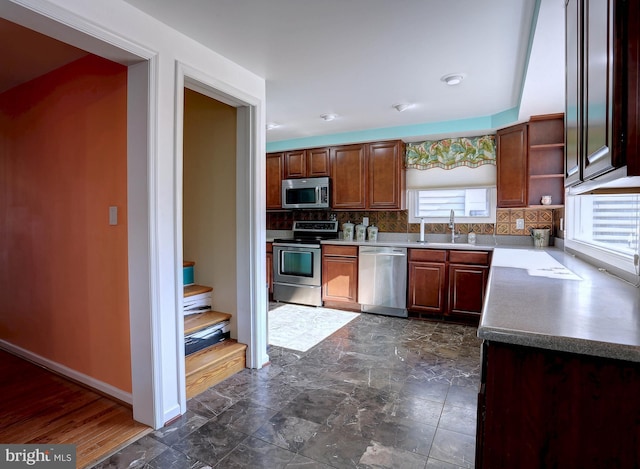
[0,350,151,468]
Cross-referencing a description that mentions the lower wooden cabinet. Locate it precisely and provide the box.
[408,249,490,322]
[477,340,640,468]
[322,245,359,310]
[408,249,447,316]
[447,250,490,319]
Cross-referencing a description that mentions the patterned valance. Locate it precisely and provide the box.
[405,135,496,170]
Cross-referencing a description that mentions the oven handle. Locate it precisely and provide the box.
[273,243,321,249]
[273,282,319,289]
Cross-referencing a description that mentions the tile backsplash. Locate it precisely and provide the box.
[267,207,565,237]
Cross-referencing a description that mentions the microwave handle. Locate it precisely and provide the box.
[316,186,321,202]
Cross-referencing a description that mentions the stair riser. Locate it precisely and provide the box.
[185,351,245,398]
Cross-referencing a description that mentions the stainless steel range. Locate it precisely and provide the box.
[272,220,339,307]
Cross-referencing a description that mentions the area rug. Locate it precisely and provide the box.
[268,303,360,352]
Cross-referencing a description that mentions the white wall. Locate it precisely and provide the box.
[183,90,238,324]
[518,0,565,120]
[2,0,266,428]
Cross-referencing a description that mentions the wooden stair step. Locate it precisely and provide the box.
[185,340,247,399]
[184,284,213,298]
[184,311,232,335]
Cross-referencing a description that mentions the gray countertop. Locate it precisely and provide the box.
[320,239,495,251]
[479,248,640,362]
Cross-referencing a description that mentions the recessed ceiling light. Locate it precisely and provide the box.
[320,113,337,121]
[441,73,465,86]
[393,103,413,112]
[266,122,280,130]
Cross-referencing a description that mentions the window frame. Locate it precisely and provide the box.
[407,186,497,224]
[565,193,640,277]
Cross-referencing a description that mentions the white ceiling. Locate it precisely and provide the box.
[121,0,563,143]
[1,0,564,145]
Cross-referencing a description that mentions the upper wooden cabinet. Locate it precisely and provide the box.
[497,123,528,208]
[283,147,330,179]
[497,115,565,208]
[266,152,283,210]
[268,139,406,211]
[331,140,405,211]
[368,140,406,210]
[331,144,367,209]
[528,114,565,206]
[565,0,640,187]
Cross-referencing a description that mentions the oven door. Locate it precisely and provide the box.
[273,244,321,286]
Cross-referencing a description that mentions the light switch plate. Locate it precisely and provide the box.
[109,206,118,225]
[516,218,524,230]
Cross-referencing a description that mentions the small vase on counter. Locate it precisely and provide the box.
[342,221,354,241]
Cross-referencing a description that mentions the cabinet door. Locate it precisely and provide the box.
[283,150,306,179]
[496,123,528,208]
[331,144,366,209]
[565,0,582,186]
[266,152,283,209]
[448,263,488,318]
[582,0,615,180]
[322,256,358,303]
[407,261,447,315]
[306,147,331,177]
[367,141,405,210]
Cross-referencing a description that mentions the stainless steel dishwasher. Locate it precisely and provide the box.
[358,246,408,317]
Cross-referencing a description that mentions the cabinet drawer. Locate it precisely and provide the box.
[409,249,447,263]
[323,244,358,257]
[449,250,490,265]
[266,242,273,253]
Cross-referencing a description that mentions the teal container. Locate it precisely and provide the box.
[183,264,194,286]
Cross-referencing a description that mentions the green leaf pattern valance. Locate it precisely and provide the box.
[405,135,496,170]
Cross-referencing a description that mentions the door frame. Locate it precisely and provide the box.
[174,61,269,412]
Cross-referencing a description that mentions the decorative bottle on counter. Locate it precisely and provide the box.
[367,225,378,242]
[342,221,354,241]
[355,224,367,241]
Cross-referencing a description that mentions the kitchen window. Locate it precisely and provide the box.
[566,193,640,277]
[408,187,497,224]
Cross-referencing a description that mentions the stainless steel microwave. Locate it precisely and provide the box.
[281,177,330,209]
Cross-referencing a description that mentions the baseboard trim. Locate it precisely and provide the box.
[0,340,133,405]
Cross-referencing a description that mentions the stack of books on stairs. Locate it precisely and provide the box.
[183,260,247,399]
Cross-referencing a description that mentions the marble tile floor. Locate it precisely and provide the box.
[92,312,481,469]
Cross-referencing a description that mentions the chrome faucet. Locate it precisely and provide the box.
[449,209,456,243]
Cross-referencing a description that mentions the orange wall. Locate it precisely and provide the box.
[0,55,131,392]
